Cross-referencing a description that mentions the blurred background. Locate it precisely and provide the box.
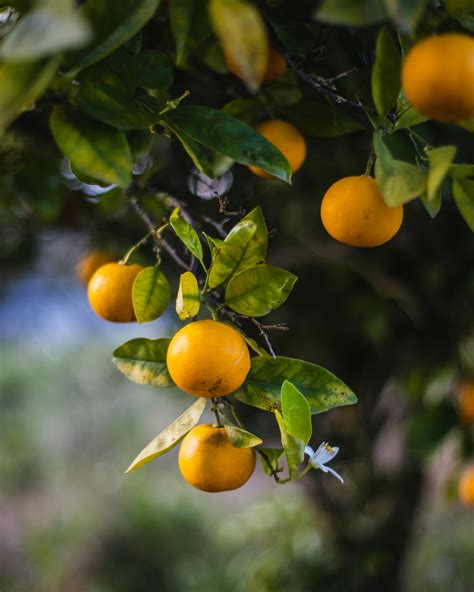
[1,1,474,589]
[1,124,474,592]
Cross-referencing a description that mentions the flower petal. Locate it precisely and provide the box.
[325,465,344,484]
[304,445,315,458]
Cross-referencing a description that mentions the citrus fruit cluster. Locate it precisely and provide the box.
[78,258,257,492]
[238,33,474,249]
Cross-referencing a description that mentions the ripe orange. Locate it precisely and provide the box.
[249,120,307,179]
[401,33,474,122]
[178,424,256,492]
[87,262,144,322]
[166,320,250,398]
[320,176,403,247]
[457,381,474,425]
[458,465,474,507]
[75,250,113,285]
[226,46,287,85]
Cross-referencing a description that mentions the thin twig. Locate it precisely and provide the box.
[127,193,191,270]
[275,44,375,130]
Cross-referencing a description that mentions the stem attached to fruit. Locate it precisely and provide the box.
[211,398,224,427]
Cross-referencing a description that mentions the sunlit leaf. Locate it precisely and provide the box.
[275,409,304,477]
[374,132,426,206]
[225,264,297,317]
[113,337,174,387]
[163,105,292,182]
[372,27,401,117]
[224,425,263,448]
[209,0,268,91]
[426,145,457,202]
[176,271,200,320]
[234,356,357,414]
[125,398,207,473]
[208,221,256,288]
[50,106,133,187]
[169,207,204,264]
[420,190,442,219]
[281,380,312,446]
[132,267,170,323]
[453,177,474,231]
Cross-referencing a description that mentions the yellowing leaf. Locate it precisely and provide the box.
[176,271,200,320]
[209,0,268,91]
[125,398,207,473]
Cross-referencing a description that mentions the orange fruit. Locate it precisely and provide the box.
[166,320,250,398]
[226,46,287,85]
[401,33,474,122]
[249,120,307,179]
[87,262,144,322]
[178,424,256,492]
[75,250,113,285]
[457,381,474,425]
[458,465,474,507]
[320,176,403,247]
[262,47,287,83]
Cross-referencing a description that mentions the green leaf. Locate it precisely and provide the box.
[373,132,426,206]
[50,106,133,187]
[384,0,429,33]
[164,123,215,178]
[65,0,160,78]
[258,447,284,476]
[224,425,263,448]
[234,356,357,415]
[275,409,304,477]
[280,100,364,138]
[208,221,256,288]
[453,178,474,231]
[209,206,268,288]
[393,93,428,131]
[113,337,174,387]
[316,0,388,26]
[375,159,427,206]
[450,164,474,180]
[136,51,174,90]
[209,0,268,91]
[128,129,154,162]
[163,105,292,182]
[132,267,170,323]
[225,264,297,317]
[420,190,442,219]
[170,0,210,67]
[222,99,262,126]
[125,398,207,473]
[169,207,204,264]
[77,60,164,130]
[176,271,201,320]
[426,146,457,202]
[1,5,91,60]
[0,56,60,130]
[372,27,401,117]
[281,380,312,446]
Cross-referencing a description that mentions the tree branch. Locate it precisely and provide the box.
[275,44,375,130]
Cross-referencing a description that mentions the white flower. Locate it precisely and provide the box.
[304,442,344,484]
